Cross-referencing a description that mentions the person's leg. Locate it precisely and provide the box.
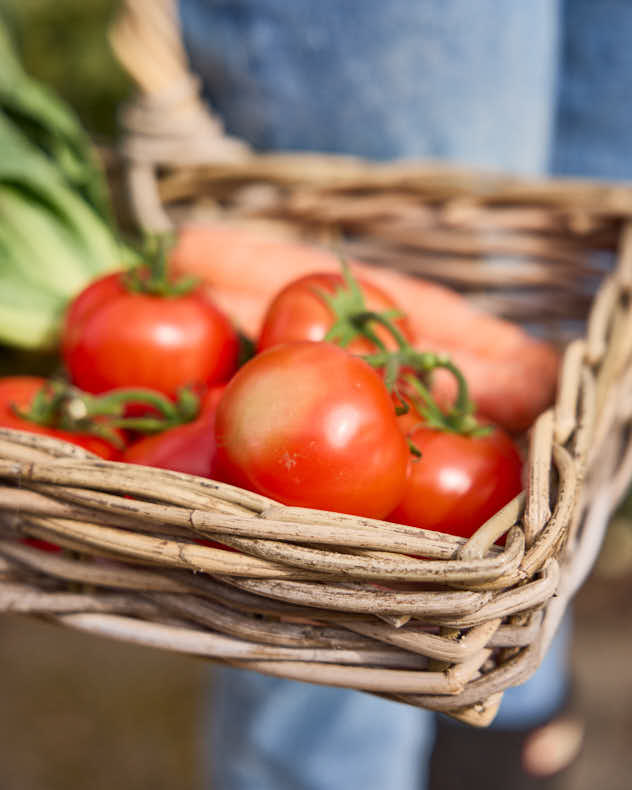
[180,0,559,171]
[429,616,583,789]
[493,613,572,731]
[201,667,435,790]
[179,2,565,788]
[553,0,632,181]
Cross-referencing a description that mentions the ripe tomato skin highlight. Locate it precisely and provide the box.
[0,376,122,460]
[62,272,239,398]
[257,273,413,354]
[215,342,409,519]
[388,425,523,540]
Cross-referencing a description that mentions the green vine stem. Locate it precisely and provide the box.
[123,233,199,298]
[320,262,488,437]
[14,380,200,447]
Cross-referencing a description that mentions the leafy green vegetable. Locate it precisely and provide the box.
[0,14,112,220]
[0,15,130,351]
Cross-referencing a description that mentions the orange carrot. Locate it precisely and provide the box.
[171,223,560,432]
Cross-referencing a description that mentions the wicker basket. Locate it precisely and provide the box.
[2,0,632,728]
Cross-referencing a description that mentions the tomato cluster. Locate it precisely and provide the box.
[2,246,524,550]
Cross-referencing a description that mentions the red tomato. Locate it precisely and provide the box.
[215,342,409,519]
[123,386,232,551]
[388,425,523,540]
[62,272,239,398]
[122,386,225,478]
[0,377,122,460]
[257,273,413,354]
[0,376,123,553]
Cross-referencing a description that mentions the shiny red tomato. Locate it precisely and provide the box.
[388,425,523,539]
[123,386,232,550]
[62,272,239,398]
[0,376,123,553]
[122,386,225,478]
[0,377,122,460]
[215,342,409,518]
[257,272,413,354]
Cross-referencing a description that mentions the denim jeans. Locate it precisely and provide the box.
[202,617,571,790]
[180,0,559,171]
[176,1,627,787]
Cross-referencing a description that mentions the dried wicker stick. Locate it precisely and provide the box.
[55,611,433,671]
[586,275,620,365]
[609,433,632,507]
[487,612,544,648]
[523,410,554,547]
[554,339,586,445]
[0,540,198,593]
[572,367,597,476]
[0,537,545,654]
[224,644,491,698]
[0,582,160,618]
[3,446,546,585]
[520,444,577,576]
[0,431,96,460]
[146,592,375,650]
[221,575,492,618]
[338,617,503,664]
[334,246,596,292]
[455,497,525,561]
[2,472,525,584]
[157,155,632,216]
[180,530,525,585]
[109,0,249,228]
[0,453,272,514]
[594,301,632,418]
[616,219,632,290]
[421,561,561,630]
[11,515,338,582]
[20,481,471,559]
[56,610,476,693]
[8,551,485,667]
[406,643,540,712]
[0,485,194,539]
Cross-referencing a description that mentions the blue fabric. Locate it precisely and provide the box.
[180,0,560,172]
[202,668,435,790]
[552,0,632,180]
[176,2,595,787]
[200,622,571,790]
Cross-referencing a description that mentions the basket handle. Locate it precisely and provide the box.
[109,0,250,230]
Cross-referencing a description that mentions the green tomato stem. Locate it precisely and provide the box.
[123,233,200,298]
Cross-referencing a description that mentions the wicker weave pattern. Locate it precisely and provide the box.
[1,256,631,724]
[2,0,632,727]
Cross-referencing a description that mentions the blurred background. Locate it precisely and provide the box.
[1,0,130,140]
[0,1,631,788]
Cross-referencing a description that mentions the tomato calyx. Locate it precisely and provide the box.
[319,261,404,349]
[12,379,126,448]
[79,386,201,434]
[13,380,201,447]
[364,345,491,438]
[319,264,489,440]
[123,234,199,298]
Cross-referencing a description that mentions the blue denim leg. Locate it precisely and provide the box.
[202,667,435,790]
[179,0,560,171]
[492,613,572,730]
[553,0,632,180]
[179,3,568,787]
